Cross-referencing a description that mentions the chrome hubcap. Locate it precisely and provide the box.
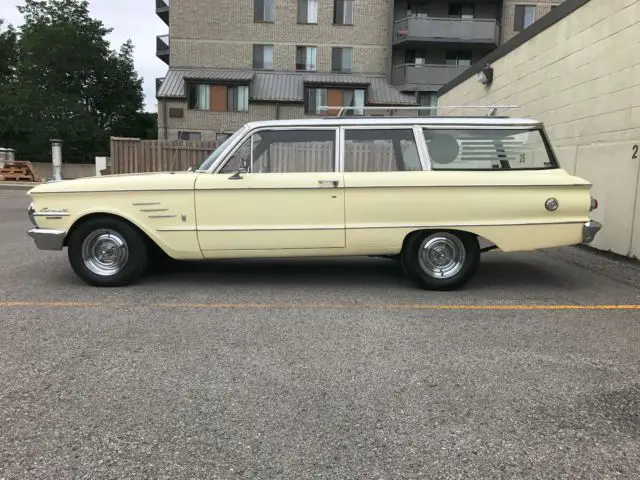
[418,233,466,279]
[81,229,129,276]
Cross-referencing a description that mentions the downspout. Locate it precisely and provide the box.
[386,0,395,83]
[162,100,168,140]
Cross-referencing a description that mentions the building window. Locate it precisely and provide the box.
[254,0,275,22]
[187,84,249,112]
[297,0,318,24]
[304,87,364,115]
[445,51,472,67]
[187,84,210,110]
[253,44,274,69]
[178,131,202,141]
[407,3,428,17]
[296,46,317,71]
[514,5,536,31]
[418,92,437,116]
[227,86,249,112]
[343,129,422,172]
[405,50,426,66]
[448,3,474,19]
[331,47,353,72]
[333,0,354,25]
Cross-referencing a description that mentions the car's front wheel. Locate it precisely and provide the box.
[67,216,148,287]
[401,230,480,291]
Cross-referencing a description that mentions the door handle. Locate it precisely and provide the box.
[318,179,339,188]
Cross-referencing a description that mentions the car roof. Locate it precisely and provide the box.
[243,116,543,129]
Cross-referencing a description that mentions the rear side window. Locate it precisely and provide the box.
[423,128,557,170]
[344,128,422,172]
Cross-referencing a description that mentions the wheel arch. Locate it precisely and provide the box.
[64,212,169,257]
[401,228,496,253]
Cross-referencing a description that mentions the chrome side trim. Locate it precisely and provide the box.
[157,226,197,232]
[346,220,587,229]
[582,220,603,244]
[197,225,345,232]
[133,202,161,206]
[140,208,169,212]
[149,214,177,219]
[32,211,71,217]
[27,228,66,250]
[194,220,585,233]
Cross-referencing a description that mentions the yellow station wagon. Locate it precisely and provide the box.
[26,109,602,290]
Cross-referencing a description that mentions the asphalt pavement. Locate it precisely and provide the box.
[1,188,639,479]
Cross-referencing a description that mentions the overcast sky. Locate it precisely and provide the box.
[0,0,167,112]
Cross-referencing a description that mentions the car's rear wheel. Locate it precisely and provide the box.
[400,230,480,291]
[67,217,148,287]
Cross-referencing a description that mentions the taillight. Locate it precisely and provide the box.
[590,197,598,211]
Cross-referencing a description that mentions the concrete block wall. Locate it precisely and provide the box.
[438,0,640,258]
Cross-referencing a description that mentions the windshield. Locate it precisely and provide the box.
[196,127,247,171]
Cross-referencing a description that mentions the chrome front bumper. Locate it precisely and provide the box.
[28,228,66,250]
[582,220,603,244]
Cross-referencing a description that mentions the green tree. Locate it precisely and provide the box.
[0,19,18,84]
[0,0,151,164]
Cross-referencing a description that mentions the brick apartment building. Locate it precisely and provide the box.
[155,0,563,141]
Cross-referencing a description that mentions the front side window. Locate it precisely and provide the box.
[254,0,275,22]
[221,129,336,174]
[196,126,248,171]
[423,128,557,170]
[344,129,422,172]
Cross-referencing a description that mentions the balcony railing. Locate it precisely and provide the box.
[156,0,170,25]
[393,16,500,46]
[156,35,170,65]
[391,64,468,90]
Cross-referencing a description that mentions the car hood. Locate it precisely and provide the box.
[28,171,198,195]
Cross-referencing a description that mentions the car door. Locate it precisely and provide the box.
[341,126,428,250]
[194,126,345,256]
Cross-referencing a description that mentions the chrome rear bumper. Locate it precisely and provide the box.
[582,220,603,244]
[28,228,66,250]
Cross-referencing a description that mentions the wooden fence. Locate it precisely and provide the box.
[110,137,219,174]
[110,136,424,174]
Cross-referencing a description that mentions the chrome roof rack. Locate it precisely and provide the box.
[316,105,520,117]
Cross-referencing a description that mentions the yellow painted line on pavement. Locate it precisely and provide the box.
[0,301,639,311]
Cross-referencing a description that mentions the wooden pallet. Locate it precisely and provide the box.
[0,161,42,182]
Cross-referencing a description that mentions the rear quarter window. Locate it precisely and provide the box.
[423,128,557,170]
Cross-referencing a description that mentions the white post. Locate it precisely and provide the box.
[7,148,15,162]
[0,148,6,168]
[51,139,63,181]
[95,156,107,176]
